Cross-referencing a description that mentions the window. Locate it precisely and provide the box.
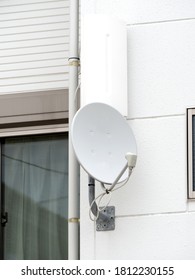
[187,108,195,198]
[0,89,70,259]
[1,133,68,260]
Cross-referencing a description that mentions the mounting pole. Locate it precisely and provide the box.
[68,0,80,260]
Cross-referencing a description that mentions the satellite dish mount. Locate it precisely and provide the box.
[71,103,137,231]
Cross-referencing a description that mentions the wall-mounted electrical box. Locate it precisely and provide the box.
[81,15,128,116]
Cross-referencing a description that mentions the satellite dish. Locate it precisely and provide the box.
[71,103,137,184]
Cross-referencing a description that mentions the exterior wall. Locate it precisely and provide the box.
[0,0,69,94]
[80,0,195,259]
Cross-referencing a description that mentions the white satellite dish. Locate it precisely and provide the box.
[71,103,137,185]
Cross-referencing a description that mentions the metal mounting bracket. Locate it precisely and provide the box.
[88,176,115,231]
[96,206,115,231]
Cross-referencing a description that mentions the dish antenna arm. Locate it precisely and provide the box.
[108,163,128,192]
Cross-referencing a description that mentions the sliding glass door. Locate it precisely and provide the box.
[0,133,68,260]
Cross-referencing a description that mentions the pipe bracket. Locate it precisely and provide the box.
[68,217,80,223]
[68,57,80,67]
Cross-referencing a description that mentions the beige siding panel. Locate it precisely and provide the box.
[0,1,68,13]
[0,15,68,29]
[0,9,69,22]
[0,51,67,64]
[0,29,69,42]
[0,0,70,94]
[0,22,69,37]
[0,0,69,7]
[0,66,68,79]
[0,60,68,72]
[0,81,68,94]
[0,74,68,86]
[0,45,67,57]
[0,37,68,50]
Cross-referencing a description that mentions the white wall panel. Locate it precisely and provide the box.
[127,19,195,119]
[109,116,187,216]
[95,212,195,259]
[0,0,69,94]
[80,0,195,260]
[82,0,195,25]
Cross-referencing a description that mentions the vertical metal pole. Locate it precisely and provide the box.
[68,0,80,260]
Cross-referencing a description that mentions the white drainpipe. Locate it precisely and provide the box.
[68,0,80,260]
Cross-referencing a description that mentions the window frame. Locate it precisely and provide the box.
[187,108,195,199]
[0,89,69,137]
[0,132,69,260]
[0,89,69,259]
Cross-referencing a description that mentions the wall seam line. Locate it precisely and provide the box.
[115,210,192,219]
[127,17,195,27]
[127,113,185,121]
